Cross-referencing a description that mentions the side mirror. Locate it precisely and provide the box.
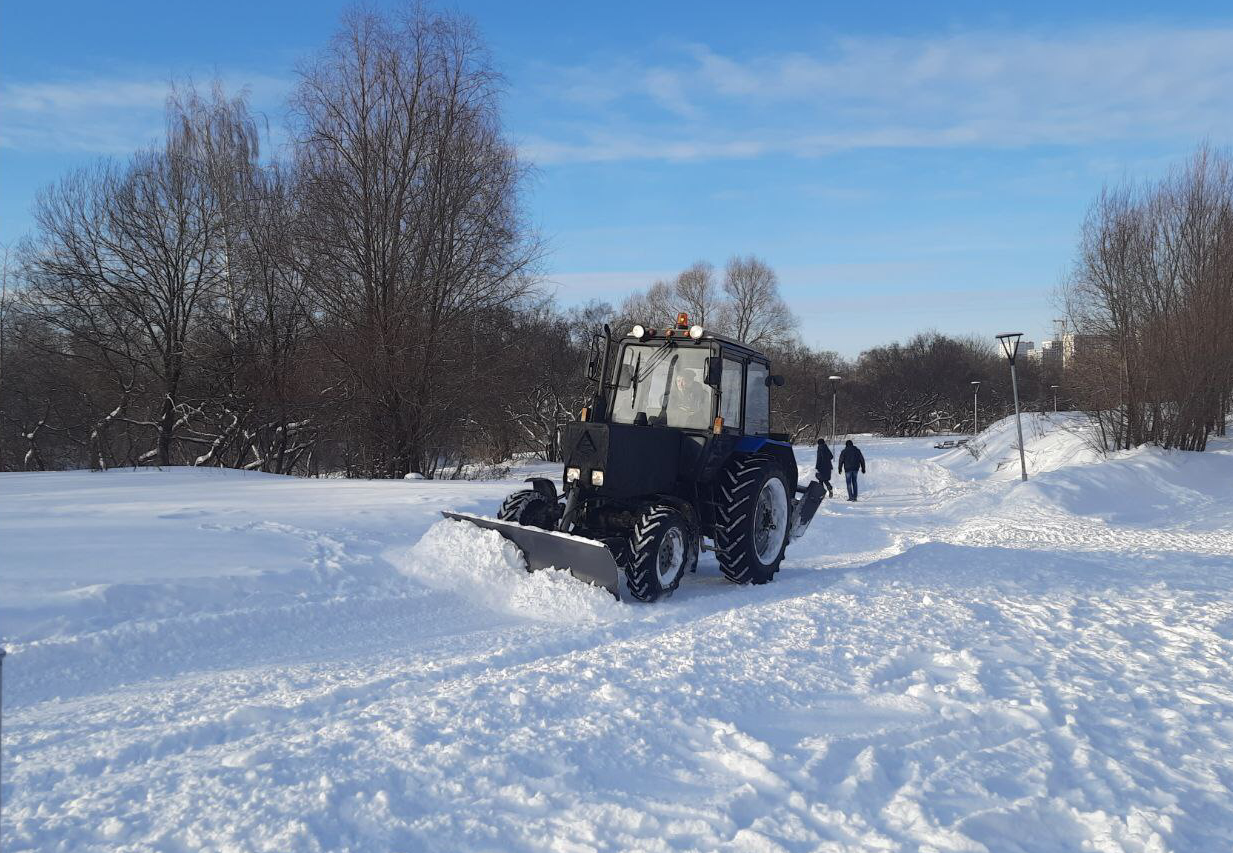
[703,357,722,387]
[767,374,785,387]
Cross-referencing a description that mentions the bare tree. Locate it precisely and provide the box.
[1066,146,1233,451]
[617,279,676,331]
[616,255,796,344]
[675,261,721,327]
[291,6,541,477]
[22,141,226,466]
[165,82,264,345]
[721,255,796,347]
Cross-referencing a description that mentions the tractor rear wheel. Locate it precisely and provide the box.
[497,489,556,530]
[716,455,790,585]
[622,505,691,602]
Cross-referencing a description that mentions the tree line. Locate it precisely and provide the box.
[1064,146,1233,451]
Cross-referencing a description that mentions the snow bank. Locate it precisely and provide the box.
[938,411,1103,481]
[1021,441,1233,528]
[395,519,623,624]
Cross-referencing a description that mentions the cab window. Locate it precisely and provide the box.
[745,361,770,435]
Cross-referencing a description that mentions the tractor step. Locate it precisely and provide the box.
[441,511,623,599]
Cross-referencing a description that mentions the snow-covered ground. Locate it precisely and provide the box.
[3,414,1233,852]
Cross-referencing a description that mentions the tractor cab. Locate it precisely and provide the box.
[563,314,789,499]
[593,313,776,437]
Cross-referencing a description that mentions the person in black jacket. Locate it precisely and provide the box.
[816,439,835,497]
[837,439,866,501]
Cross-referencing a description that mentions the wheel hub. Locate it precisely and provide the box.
[753,479,788,563]
[657,527,685,585]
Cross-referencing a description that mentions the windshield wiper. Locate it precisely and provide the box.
[659,355,679,414]
[630,352,642,404]
[636,343,674,382]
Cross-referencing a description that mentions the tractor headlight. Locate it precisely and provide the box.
[631,324,646,340]
[566,467,581,483]
[688,324,704,340]
[590,469,605,486]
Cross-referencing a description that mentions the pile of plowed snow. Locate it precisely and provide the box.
[394,518,623,623]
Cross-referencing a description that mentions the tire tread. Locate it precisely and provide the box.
[622,504,689,602]
[715,454,787,585]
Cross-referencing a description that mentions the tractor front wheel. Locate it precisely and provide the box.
[716,455,790,585]
[622,505,692,602]
[497,489,557,530]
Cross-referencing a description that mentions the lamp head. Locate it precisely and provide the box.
[995,332,1024,363]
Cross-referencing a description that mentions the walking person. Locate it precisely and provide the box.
[816,438,835,498]
[837,439,866,501]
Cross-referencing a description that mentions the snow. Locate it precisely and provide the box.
[398,519,622,623]
[3,417,1233,851]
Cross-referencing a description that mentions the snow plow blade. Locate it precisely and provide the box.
[440,511,623,599]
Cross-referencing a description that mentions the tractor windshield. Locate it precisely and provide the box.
[610,344,713,430]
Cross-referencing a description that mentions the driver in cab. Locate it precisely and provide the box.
[673,370,707,414]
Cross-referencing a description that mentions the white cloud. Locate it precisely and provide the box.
[523,26,1233,164]
[0,73,290,154]
[3,80,169,113]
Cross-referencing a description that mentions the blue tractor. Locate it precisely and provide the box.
[443,313,826,601]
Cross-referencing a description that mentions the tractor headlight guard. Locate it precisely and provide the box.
[590,470,605,487]
[566,467,581,483]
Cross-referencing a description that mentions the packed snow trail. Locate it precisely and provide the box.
[3,415,1233,851]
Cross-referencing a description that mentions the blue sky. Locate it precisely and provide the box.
[3,1,1233,356]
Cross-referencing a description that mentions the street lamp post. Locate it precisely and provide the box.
[828,375,842,440]
[1051,384,1059,413]
[970,380,981,435]
[996,332,1028,482]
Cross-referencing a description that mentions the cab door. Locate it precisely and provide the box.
[694,350,744,486]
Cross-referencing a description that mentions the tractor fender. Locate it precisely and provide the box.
[733,437,798,492]
[524,477,558,501]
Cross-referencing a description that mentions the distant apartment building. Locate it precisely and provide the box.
[1027,339,1062,367]
[1027,319,1103,369]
